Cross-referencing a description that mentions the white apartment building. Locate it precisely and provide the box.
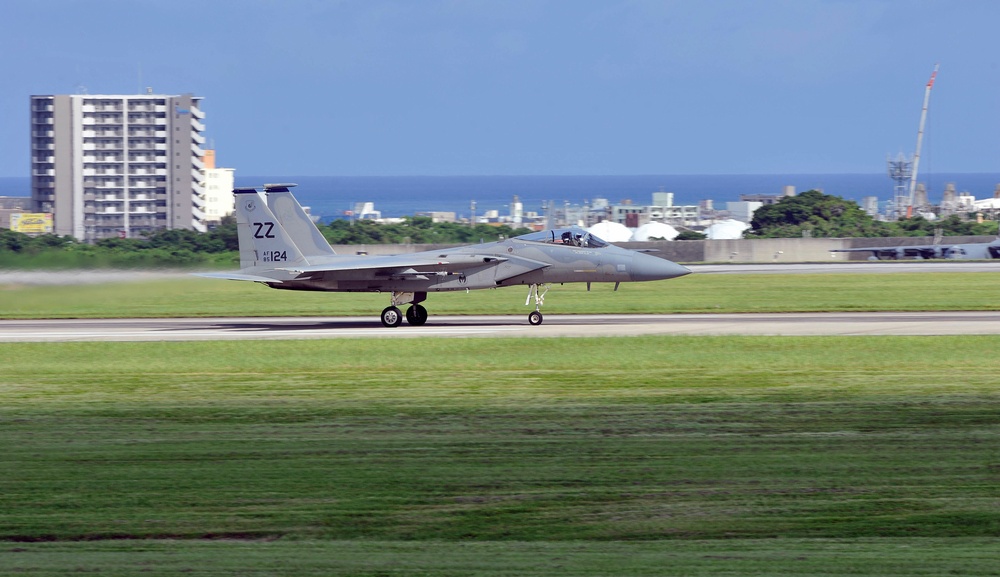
[30,92,207,240]
[201,149,236,224]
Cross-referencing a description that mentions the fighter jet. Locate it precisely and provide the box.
[198,184,691,327]
[831,230,1000,260]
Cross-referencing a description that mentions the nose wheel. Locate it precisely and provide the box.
[525,284,549,325]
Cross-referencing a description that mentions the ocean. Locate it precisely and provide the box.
[4,173,999,224]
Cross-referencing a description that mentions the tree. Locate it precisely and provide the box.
[747,190,891,238]
[674,230,707,240]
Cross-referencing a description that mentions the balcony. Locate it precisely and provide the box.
[191,155,204,170]
[189,106,205,120]
[190,118,206,133]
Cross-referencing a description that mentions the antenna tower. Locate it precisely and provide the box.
[887,152,913,220]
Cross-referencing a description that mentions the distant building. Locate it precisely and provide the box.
[0,196,31,230]
[861,196,880,218]
[201,150,235,224]
[739,186,795,205]
[610,193,699,228]
[726,201,763,224]
[352,202,381,220]
[30,92,207,241]
[416,211,457,223]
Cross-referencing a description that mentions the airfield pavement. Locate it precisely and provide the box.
[2,261,998,341]
[2,310,1000,341]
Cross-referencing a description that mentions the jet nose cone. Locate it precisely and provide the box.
[631,253,691,281]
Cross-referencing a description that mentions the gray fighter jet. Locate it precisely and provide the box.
[831,233,1000,261]
[199,184,691,327]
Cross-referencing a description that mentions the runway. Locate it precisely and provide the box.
[3,311,1000,342]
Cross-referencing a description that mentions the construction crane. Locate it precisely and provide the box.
[906,64,939,217]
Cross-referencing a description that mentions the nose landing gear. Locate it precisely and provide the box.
[526,284,548,325]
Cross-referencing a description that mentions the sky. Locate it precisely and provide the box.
[2,0,999,177]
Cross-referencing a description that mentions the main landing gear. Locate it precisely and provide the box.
[379,286,550,328]
[381,291,428,327]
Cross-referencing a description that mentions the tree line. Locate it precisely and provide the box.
[3,192,996,268]
[0,217,532,269]
[747,190,999,238]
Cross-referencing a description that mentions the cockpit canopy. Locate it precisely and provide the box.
[516,227,609,249]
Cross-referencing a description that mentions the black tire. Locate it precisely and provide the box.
[528,310,543,326]
[381,306,403,327]
[405,304,428,326]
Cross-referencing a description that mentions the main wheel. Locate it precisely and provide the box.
[528,310,543,326]
[381,306,403,327]
[405,304,428,326]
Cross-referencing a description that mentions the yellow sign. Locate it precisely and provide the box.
[11,213,53,234]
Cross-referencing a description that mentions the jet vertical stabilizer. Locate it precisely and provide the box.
[233,187,308,270]
[264,183,337,259]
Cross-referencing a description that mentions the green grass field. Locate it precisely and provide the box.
[3,336,1000,575]
[2,270,1000,318]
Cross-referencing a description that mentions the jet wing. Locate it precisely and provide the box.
[831,244,944,259]
[831,245,938,252]
[277,254,509,278]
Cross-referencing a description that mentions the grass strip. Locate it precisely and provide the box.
[2,271,1000,318]
[3,538,999,576]
[3,336,999,574]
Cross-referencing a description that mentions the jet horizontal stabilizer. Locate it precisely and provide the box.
[193,272,284,283]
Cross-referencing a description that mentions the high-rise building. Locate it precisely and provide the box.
[30,92,207,240]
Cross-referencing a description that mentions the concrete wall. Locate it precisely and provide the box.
[331,235,998,263]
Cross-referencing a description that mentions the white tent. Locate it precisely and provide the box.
[705,219,750,240]
[631,221,679,241]
[587,221,633,243]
